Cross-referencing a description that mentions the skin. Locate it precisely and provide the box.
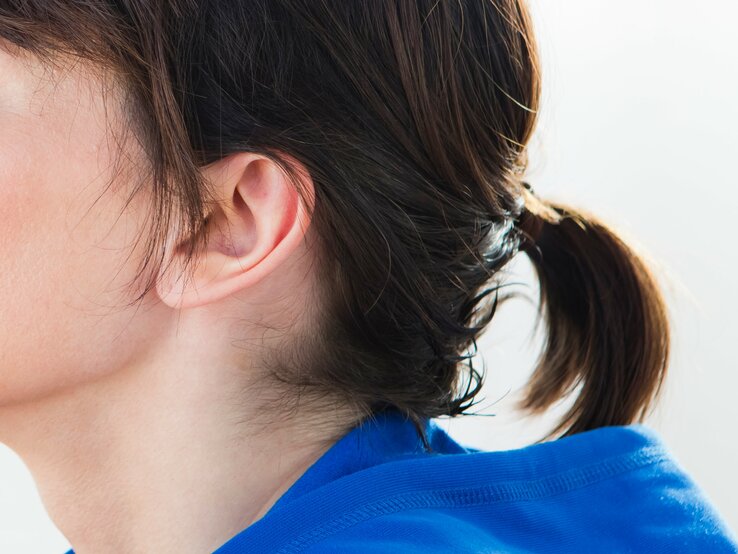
[0,44,356,553]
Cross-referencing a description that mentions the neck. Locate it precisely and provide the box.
[0,353,352,553]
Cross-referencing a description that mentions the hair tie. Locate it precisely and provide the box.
[516,205,545,252]
[516,181,561,251]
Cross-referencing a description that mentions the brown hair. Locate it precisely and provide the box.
[0,1,669,446]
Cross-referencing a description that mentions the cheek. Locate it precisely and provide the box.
[0,101,158,406]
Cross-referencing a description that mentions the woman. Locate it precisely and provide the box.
[0,1,735,552]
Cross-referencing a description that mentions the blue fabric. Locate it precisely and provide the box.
[64,409,738,553]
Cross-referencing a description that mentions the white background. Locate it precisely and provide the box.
[1,0,736,551]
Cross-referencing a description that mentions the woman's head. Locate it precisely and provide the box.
[0,1,669,445]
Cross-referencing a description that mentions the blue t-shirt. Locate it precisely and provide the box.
[65,409,737,553]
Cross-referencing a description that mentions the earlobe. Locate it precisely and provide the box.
[155,152,314,310]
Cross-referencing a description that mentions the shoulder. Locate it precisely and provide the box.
[297,433,738,553]
[297,489,738,553]
[219,422,738,553]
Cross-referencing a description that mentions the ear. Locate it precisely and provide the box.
[155,151,315,309]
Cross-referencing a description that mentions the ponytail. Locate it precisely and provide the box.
[514,183,670,440]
